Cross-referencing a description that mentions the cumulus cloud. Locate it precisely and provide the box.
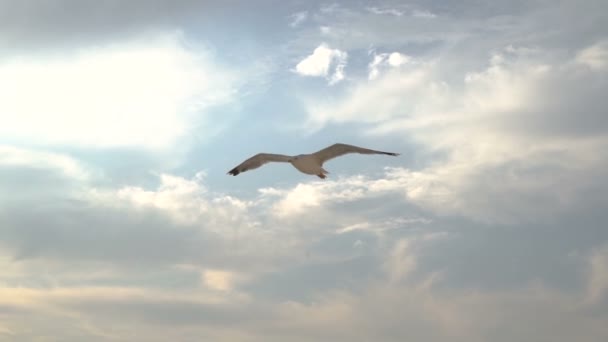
[368,51,410,79]
[303,42,608,223]
[294,43,348,84]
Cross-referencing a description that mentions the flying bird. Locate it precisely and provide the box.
[227,143,399,179]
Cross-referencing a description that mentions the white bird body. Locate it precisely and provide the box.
[290,154,328,176]
[227,143,399,179]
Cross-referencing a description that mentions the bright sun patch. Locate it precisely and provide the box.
[0,33,236,149]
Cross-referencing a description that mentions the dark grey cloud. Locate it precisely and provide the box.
[0,0,327,56]
[1,162,607,341]
[4,157,599,299]
[246,255,383,301]
[418,220,606,292]
[0,0,226,48]
[0,166,227,275]
[58,295,269,327]
[503,63,608,139]
[0,166,78,202]
[1,203,206,264]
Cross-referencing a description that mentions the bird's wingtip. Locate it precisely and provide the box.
[227,168,240,176]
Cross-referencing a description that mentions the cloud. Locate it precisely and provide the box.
[587,244,608,303]
[0,145,90,181]
[366,6,436,19]
[302,42,608,223]
[577,40,608,70]
[384,239,416,282]
[366,6,404,17]
[1,235,607,342]
[203,269,247,292]
[1,150,607,341]
[0,146,96,205]
[0,32,238,149]
[288,11,308,28]
[0,0,249,52]
[319,3,341,14]
[368,51,410,80]
[290,0,608,68]
[412,9,437,18]
[307,59,433,129]
[267,175,391,218]
[294,43,348,85]
[1,1,607,341]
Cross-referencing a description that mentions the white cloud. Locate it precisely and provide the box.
[368,51,410,79]
[388,52,409,66]
[0,145,90,181]
[329,61,346,85]
[269,176,372,217]
[294,43,348,84]
[336,217,431,235]
[303,43,608,222]
[576,40,608,70]
[368,54,385,80]
[310,60,432,128]
[89,171,257,230]
[0,32,238,150]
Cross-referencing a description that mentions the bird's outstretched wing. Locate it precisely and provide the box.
[312,143,399,164]
[227,153,292,176]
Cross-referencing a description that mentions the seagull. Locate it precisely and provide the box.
[227,143,399,179]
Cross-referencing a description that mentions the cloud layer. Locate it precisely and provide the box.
[1,162,607,341]
[1,0,607,341]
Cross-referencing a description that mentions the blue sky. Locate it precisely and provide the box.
[1,0,607,340]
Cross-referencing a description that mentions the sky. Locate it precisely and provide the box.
[0,0,607,341]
